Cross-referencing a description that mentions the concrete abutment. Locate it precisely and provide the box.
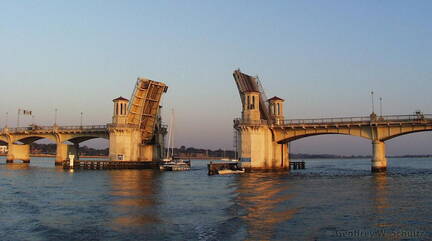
[238,126,290,171]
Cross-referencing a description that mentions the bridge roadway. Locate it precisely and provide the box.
[0,125,110,164]
[234,113,432,172]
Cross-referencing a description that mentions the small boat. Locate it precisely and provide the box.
[208,161,245,175]
[160,157,191,171]
[159,109,191,171]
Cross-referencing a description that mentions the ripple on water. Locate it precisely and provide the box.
[1,158,432,240]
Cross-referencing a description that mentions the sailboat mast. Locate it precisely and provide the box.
[166,109,174,158]
[171,109,175,158]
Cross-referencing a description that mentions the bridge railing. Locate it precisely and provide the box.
[57,125,107,130]
[234,114,432,126]
[1,125,108,133]
[282,114,432,125]
[281,116,371,125]
[233,118,270,126]
[106,123,140,129]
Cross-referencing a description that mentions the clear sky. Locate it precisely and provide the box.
[1,0,431,155]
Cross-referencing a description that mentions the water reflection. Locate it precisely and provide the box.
[372,173,391,228]
[109,170,161,230]
[235,173,297,240]
[4,163,30,170]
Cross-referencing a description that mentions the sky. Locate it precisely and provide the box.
[1,0,431,155]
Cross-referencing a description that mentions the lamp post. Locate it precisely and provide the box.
[80,112,83,127]
[379,97,383,117]
[371,91,375,114]
[54,108,58,126]
[17,109,21,127]
[5,112,8,128]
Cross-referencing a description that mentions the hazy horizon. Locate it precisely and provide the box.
[1,1,431,155]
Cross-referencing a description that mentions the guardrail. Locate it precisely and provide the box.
[234,114,432,126]
[233,119,269,125]
[1,125,108,133]
[106,123,140,129]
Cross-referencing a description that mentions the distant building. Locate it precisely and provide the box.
[0,146,8,154]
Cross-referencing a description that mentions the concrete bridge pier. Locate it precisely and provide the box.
[372,140,387,172]
[55,143,68,166]
[273,141,290,169]
[73,143,80,160]
[6,144,30,164]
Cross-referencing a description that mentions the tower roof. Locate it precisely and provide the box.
[113,96,129,102]
[268,96,284,102]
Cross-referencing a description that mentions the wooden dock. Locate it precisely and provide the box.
[62,160,160,170]
[290,161,305,169]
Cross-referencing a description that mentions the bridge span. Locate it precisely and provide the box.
[0,77,168,165]
[233,70,432,172]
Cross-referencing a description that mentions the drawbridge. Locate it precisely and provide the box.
[126,78,168,143]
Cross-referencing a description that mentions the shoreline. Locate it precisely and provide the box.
[0,154,108,158]
[0,154,431,159]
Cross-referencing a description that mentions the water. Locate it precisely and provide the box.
[1,157,432,241]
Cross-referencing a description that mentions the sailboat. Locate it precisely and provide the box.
[160,109,191,171]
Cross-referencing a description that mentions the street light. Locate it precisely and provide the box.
[379,97,383,117]
[17,109,21,127]
[370,91,375,114]
[4,112,8,128]
[80,112,83,127]
[54,108,58,126]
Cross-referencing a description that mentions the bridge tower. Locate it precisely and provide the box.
[242,91,261,122]
[233,70,289,170]
[268,96,285,124]
[112,97,129,124]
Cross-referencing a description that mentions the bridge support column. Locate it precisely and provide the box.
[372,140,387,172]
[6,144,30,164]
[73,143,80,160]
[139,144,154,161]
[282,143,290,169]
[55,143,68,166]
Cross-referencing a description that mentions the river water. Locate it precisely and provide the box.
[0,157,431,241]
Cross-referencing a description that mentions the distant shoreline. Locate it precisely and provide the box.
[0,153,431,159]
[0,154,108,158]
